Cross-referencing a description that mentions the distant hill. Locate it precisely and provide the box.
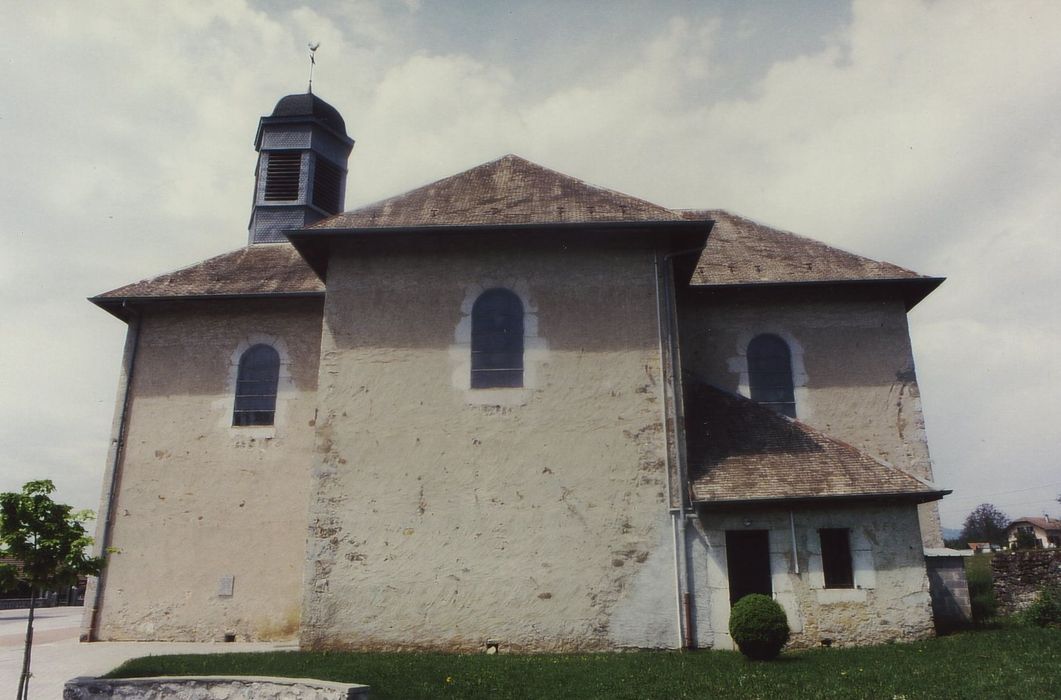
[942,527,962,541]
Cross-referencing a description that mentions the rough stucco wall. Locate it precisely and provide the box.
[302,241,679,651]
[698,503,933,649]
[679,294,943,547]
[95,299,322,641]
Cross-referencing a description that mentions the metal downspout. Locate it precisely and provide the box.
[653,251,685,650]
[84,307,141,641]
[654,247,701,650]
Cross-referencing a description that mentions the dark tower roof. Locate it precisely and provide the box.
[254,93,352,149]
[270,93,347,134]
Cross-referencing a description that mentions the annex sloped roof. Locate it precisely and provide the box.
[685,384,946,505]
[683,209,936,286]
[308,154,687,230]
[91,243,323,316]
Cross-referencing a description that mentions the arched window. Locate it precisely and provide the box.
[471,288,524,388]
[747,334,796,418]
[233,344,280,426]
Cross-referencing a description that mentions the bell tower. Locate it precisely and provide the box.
[248,93,354,244]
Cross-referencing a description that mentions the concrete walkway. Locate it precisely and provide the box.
[1,607,289,698]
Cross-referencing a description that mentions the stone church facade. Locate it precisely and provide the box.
[82,92,950,651]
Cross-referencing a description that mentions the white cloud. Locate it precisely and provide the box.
[2,0,1060,525]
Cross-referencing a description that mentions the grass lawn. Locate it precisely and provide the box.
[105,626,1060,700]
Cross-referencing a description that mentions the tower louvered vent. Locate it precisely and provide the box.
[313,157,343,213]
[264,152,301,201]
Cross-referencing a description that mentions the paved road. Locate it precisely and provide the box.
[0,607,287,698]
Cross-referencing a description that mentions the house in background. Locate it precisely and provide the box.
[1007,517,1061,549]
[81,91,955,651]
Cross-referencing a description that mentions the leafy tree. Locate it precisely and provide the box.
[1013,529,1040,550]
[0,480,106,700]
[958,503,1009,547]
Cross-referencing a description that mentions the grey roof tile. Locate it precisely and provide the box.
[685,384,945,504]
[309,154,686,229]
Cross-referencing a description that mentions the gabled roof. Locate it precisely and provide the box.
[1008,517,1061,533]
[308,154,687,230]
[91,243,323,318]
[685,384,947,505]
[682,209,943,307]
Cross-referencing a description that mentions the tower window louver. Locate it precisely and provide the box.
[264,152,301,201]
[313,157,343,213]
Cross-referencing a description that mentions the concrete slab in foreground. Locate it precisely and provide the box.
[65,675,371,699]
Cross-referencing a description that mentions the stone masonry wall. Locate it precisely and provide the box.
[991,549,1061,615]
[302,237,679,651]
[678,291,943,547]
[697,502,933,650]
[925,555,972,630]
[92,298,322,641]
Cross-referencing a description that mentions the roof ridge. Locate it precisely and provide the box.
[309,153,685,230]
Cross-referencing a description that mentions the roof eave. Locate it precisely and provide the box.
[691,489,951,509]
[286,219,713,281]
[89,291,325,321]
[691,276,945,310]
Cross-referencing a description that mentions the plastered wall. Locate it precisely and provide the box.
[301,239,681,651]
[93,299,322,641]
[678,293,943,547]
[696,503,934,649]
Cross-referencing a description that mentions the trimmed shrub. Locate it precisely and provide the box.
[1024,585,1061,628]
[728,594,790,660]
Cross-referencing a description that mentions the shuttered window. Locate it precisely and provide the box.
[264,152,301,201]
[312,157,343,213]
[471,288,524,389]
[233,344,280,426]
[748,334,796,418]
[819,528,854,589]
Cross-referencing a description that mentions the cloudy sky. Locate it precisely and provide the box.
[2,0,1059,531]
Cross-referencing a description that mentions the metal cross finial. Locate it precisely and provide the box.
[308,42,320,94]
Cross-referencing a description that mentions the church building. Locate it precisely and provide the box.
[82,91,954,651]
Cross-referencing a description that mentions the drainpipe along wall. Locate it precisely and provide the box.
[654,249,698,650]
[83,307,141,642]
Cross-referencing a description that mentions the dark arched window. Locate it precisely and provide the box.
[471,288,524,388]
[233,344,280,426]
[747,334,795,418]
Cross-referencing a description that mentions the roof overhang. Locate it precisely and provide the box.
[688,276,945,311]
[286,219,713,281]
[89,291,325,322]
[691,489,951,509]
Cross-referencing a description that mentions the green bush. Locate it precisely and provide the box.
[1024,585,1061,628]
[965,554,997,622]
[728,594,790,660]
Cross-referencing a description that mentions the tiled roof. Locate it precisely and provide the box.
[308,154,686,230]
[685,384,945,505]
[91,243,323,311]
[1008,517,1061,533]
[93,158,941,310]
[683,209,934,286]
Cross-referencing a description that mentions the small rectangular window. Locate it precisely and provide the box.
[819,528,854,589]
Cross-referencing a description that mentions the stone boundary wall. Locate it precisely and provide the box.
[64,676,371,699]
[925,554,972,630]
[991,549,1061,615]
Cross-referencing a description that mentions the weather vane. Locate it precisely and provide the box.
[308,42,320,93]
